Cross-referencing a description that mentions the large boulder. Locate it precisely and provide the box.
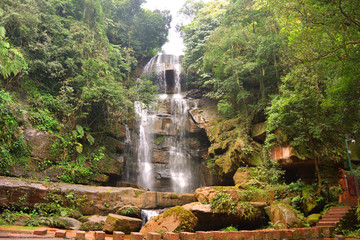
[57,217,82,230]
[23,128,57,160]
[0,176,196,215]
[80,215,106,231]
[140,206,197,235]
[183,202,265,231]
[267,202,308,229]
[116,205,141,219]
[194,186,276,204]
[103,214,142,234]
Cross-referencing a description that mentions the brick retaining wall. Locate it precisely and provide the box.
[50,226,336,240]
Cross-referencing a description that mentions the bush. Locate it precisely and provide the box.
[210,192,235,215]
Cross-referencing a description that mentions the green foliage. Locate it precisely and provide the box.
[251,160,285,185]
[119,207,138,217]
[0,0,170,176]
[0,90,29,174]
[155,136,165,145]
[0,23,27,80]
[220,225,238,231]
[210,192,236,215]
[162,206,197,233]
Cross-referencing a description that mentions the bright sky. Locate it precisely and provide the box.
[142,0,211,55]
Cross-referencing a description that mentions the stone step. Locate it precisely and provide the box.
[316,222,339,227]
[321,217,344,221]
[316,206,351,228]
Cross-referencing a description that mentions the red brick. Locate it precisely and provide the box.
[76,231,86,240]
[164,232,180,240]
[253,230,273,240]
[131,232,144,240]
[291,229,300,239]
[227,231,239,240]
[148,232,162,240]
[272,229,281,240]
[297,228,312,239]
[180,232,196,240]
[263,229,275,240]
[55,230,66,238]
[319,227,333,237]
[238,230,254,240]
[211,231,228,240]
[34,229,47,235]
[95,231,106,240]
[113,231,125,240]
[310,227,320,238]
[283,229,295,239]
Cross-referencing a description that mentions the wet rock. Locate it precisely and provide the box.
[152,149,170,164]
[140,206,197,235]
[200,163,218,187]
[158,98,171,114]
[267,202,308,228]
[154,116,176,136]
[103,213,142,234]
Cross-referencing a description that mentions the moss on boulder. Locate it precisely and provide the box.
[140,206,198,235]
[103,213,142,234]
[267,201,308,229]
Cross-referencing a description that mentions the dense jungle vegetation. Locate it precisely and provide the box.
[180,0,360,185]
[0,0,169,182]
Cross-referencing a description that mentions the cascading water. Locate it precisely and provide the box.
[129,54,200,193]
[134,101,156,190]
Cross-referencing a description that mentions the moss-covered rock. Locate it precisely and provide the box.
[205,118,264,183]
[103,213,142,234]
[194,186,281,204]
[140,206,198,235]
[268,201,308,229]
[307,213,321,226]
[116,205,141,219]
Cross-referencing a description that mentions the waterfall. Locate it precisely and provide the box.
[129,54,199,193]
[134,101,156,191]
[141,209,164,226]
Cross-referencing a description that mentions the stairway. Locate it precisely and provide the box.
[316,206,352,227]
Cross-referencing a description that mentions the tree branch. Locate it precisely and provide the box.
[338,0,360,28]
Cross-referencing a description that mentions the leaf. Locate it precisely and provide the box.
[76,125,84,138]
[76,143,83,154]
[86,133,95,145]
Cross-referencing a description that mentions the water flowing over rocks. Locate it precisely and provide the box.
[140,206,197,235]
[0,177,196,215]
[125,54,208,193]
